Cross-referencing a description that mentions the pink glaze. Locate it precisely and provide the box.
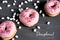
[0,21,17,38]
[44,0,60,14]
[19,8,39,27]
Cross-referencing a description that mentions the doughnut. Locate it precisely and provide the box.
[0,21,17,40]
[44,0,60,17]
[19,8,39,27]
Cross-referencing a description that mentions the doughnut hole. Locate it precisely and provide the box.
[29,14,32,17]
[5,27,7,30]
[51,3,56,8]
[29,13,35,18]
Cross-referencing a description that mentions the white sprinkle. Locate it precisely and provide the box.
[12,38,15,40]
[1,17,5,19]
[15,35,18,38]
[2,0,8,3]
[2,1,5,3]
[33,29,37,32]
[28,0,33,2]
[37,26,40,29]
[12,18,15,20]
[17,14,19,16]
[34,3,37,6]
[42,13,45,17]
[6,16,10,19]
[0,6,2,10]
[37,0,40,3]
[19,8,23,12]
[39,10,42,14]
[24,1,28,4]
[18,8,21,11]
[26,7,29,9]
[13,3,16,6]
[19,26,22,29]
[11,9,14,12]
[18,4,21,7]
[13,12,16,17]
[14,0,16,3]
[21,2,24,5]
[27,0,31,2]
[35,6,38,9]
[13,15,15,18]
[21,8,23,11]
[7,4,11,7]
[17,22,20,24]
[30,0,33,2]
[16,19,18,22]
[10,18,13,20]
[47,21,50,25]
[14,12,16,15]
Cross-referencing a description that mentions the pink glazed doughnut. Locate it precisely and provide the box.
[44,0,60,17]
[0,21,17,40]
[19,8,39,27]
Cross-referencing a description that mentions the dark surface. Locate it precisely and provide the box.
[0,0,60,40]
